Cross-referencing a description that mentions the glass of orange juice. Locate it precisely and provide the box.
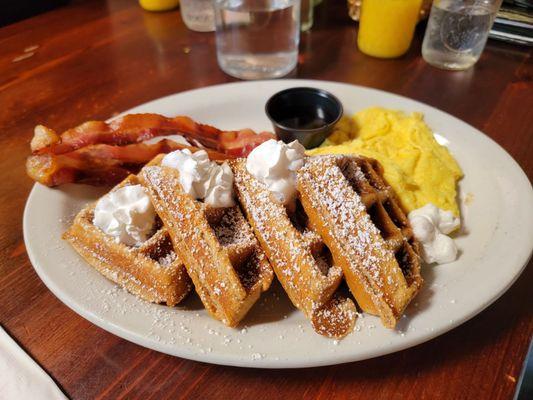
[139,0,180,12]
[357,0,423,58]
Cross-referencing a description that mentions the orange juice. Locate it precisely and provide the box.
[139,0,179,12]
[357,0,422,58]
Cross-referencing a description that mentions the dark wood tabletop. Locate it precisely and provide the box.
[1,0,532,399]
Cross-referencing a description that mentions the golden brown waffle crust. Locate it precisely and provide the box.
[229,158,357,338]
[63,160,192,306]
[297,155,423,328]
[138,162,273,328]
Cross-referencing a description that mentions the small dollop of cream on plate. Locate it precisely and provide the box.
[408,203,460,264]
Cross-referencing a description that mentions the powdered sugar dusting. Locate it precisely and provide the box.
[140,164,272,326]
[230,159,356,338]
[298,155,422,327]
[64,198,190,306]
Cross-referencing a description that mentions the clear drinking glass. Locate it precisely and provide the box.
[180,0,215,32]
[422,0,503,70]
[213,0,301,80]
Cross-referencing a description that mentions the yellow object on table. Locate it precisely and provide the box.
[308,107,463,216]
[357,0,423,58]
[139,0,179,12]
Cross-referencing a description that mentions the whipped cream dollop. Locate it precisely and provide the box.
[408,203,460,264]
[162,149,235,208]
[93,185,156,246]
[246,139,305,205]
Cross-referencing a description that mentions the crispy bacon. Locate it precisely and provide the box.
[27,140,231,186]
[27,114,275,187]
[215,129,276,157]
[32,114,275,157]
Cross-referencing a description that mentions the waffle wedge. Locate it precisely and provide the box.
[64,173,192,306]
[138,157,273,327]
[230,159,357,338]
[297,155,423,328]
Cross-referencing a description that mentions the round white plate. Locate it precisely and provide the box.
[24,80,533,368]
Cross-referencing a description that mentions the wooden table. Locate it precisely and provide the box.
[1,0,532,399]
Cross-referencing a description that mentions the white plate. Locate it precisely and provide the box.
[24,80,533,368]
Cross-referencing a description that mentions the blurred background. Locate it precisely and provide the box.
[1,0,531,47]
[1,0,70,26]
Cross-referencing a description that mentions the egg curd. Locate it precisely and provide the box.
[308,107,463,216]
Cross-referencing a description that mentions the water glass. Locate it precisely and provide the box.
[422,0,503,70]
[180,0,215,32]
[213,0,301,80]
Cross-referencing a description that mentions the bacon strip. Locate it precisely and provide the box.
[27,113,275,187]
[27,140,231,187]
[32,114,275,157]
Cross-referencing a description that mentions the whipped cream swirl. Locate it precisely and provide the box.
[93,185,156,246]
[246,139,305,205]
[408,203,460,264]
[162,149,235,208]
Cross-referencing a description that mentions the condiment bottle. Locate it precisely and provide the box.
[357,0,422,58]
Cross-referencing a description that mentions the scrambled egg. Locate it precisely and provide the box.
[308,107,463,216]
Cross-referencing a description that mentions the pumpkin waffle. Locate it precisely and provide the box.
[64,173,192,306]
[230,159,357,338]
[138,156,274,327]
[297,155,423,328]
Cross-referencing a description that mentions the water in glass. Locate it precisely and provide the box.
[214,0,301,80]
[422,0,502,70]
[180,0,215,32]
